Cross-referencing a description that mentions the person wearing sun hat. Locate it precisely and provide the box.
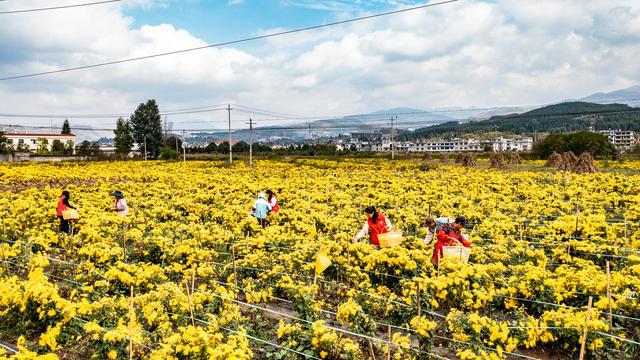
[433,216,472,264]
[250,192,272,228]
[112,190,129,216]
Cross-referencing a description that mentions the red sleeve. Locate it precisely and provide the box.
[459,235,471,248]
[436,229,447,242]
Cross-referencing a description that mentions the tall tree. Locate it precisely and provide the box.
[114,117,135,157]
[61,119,71,134]
[130,99,163,159]
[0,132,10,154]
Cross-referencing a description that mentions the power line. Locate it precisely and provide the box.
[0,106,227,119]
[4,96,638,125]
[0,0,120,15]
[0,0,459,81]
[2,107,639,135]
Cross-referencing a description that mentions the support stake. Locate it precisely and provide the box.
[606,261,612,328]
[129,285,134,360]
[579,296,593,360]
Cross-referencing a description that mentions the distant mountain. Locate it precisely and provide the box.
[578,85,640,106]
[401,101,640,140]
[187,107,452,144]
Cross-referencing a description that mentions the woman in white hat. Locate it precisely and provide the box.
[250,192,272,228]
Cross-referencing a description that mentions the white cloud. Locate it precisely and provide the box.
[0,0,639,132]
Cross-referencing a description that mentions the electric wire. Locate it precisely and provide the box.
[0,0,459,81]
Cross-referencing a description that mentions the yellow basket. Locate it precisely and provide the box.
[62,209,80,220]
[378,231,403,248]
[442,246,471,262]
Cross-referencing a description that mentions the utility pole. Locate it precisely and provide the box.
[247,118,254,167]
[182,130,186,163]
[391,116,396,160]
[143,136,147,161]
[227,104,233,164]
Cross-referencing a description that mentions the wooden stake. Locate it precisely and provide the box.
[394,195,398,215]
[368,339,376,360]
[606,261,612,328]
[417,282,421,317]
[579,296,593,360]
[129,285,134,360]
[232,244,238,289]
[519,223,523,241]
[387,325,392,360]
[0,243,10,275]
[191,268,196,300]
[623,215,627,239]
[185,283,195,327]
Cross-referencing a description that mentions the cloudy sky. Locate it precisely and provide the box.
[0,0,639,132]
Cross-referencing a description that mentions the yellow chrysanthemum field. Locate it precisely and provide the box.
[0,159,639,359]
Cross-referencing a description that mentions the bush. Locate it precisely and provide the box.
[533,131,615,159]
[160,148,178,160]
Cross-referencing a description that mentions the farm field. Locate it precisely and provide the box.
[0,159,639,360]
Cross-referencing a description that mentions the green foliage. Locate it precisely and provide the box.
[113,117,135,156]
[61,119,71,134]
[163,135,183,150]
[77,140,100,156]
[532,131,616,159]
[160,147,178,160]
[232,141,250,153]
[129,99,163,159]
[0,131,11,154]
[51,140,65,154]
[403,102,640,139]
[64,140,75,155]
[36,138,49,154]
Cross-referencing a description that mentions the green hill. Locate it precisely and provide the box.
[401,102,640,140]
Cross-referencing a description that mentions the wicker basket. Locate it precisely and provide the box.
[442,246,471,262]
[378,231,403,248]
[62,209,80,220]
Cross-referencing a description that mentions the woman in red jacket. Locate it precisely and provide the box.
[353,206,393,246]
[56,191,76,234]
[433,216,472,264]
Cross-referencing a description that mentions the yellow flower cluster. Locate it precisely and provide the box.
[0,159,638,359]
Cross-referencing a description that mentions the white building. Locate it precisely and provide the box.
[595,129,636,150]
[490,136,533,152]
[4,133,76,154]
[355,136,533,153]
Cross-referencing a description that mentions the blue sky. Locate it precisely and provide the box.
[0,0,638,134]
[123,1,424,50]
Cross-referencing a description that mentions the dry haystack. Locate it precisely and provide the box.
[455,153,465,164]
[559,151,578,171]
[422,153,432,161]
[461,153,476,167]
[510,153,521,165]
[545,152,562,167]
[405,152,413,160]
[441,153,449,163]
[573,152,597,173]
[490,152,508,169]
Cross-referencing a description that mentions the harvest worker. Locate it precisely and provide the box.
[56,190,76,234]
[433,216,472,264]
[251,193,272,228]
[423,216,454,245]
[112,191,129,216]
[353,206,393,246]
[266,190,279,213]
